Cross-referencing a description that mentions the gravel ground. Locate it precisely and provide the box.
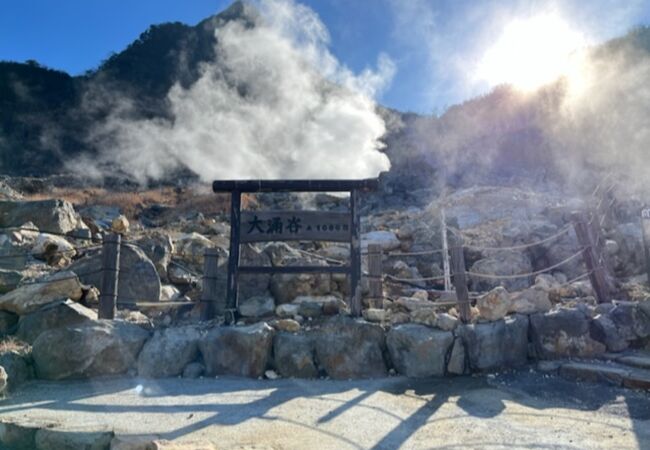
[0,370,648,449]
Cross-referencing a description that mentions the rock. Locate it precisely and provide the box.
[271,319,301,333]
[447,338,466,375]
[31,234,75,261]
[159,285,181,302]
[395,297,435,312]
[609,302,650,340]
[34,428,114,450]
[476,287,511,321]
[611,223,644,277]
[137,326,201,378]
[167,264,196,285]
[0,240,29,271]
[409,308,437,327]
[275,303,299,318]
[239,244,272,303]
[68,244,161,304]
[0,365,6,395]
[361,231,401,251]
[175,233,214,266]
[314,317,387,379]
[0,310,18,335]
[509,286,552,314]
[182,362,205,379]
[32,320,150,380]
[0,269,24,294]
[534,274,557,291]
[265,369,279,380]
[0,350,33,391]
[270,258,331,304]
[16,300,97,344]
[116,310,154,331]
[387,324,454,377]
[273,332,318,378]
[136,232,174,282]
[111,215,130,234]
[199,322,274,378]
[0,199,85,234]
[590,314,628,352]
[390,311,410,325]
[363,308,387,323]
[530,308,606,359]
[436,313,459,331]
[469,251,532,292]
[238,295,275,318]
[457,314,529,371]
[0,421,38,449]
[293,295,341,318]
[0,271,83,315]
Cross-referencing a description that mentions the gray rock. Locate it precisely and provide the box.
[609,302,650,340]
[0,350,33,391]
[239,244,272,302]
[137,326,201,378]
[0,421,38,449]
[34,428,113,450]
[590,314,628,352]
[0,310,18,335]
[314,317,387,379]
[273,332,318,378]
[68,244,161,304]
[0,365,6,395]
[436,313,459,331]
[275,303,299,318]
[509,286,552,314]
[469,251,532,292]
[199,323,274,378]
[447,338,466,375]
[611,223,644,277]
[0,199,85,234]
[457,314,529,371]
[0,271,83,315]
[387,324,453,377]
[182,362,205,379]
[17,300,97,344]
[530,308,606,359]
[0,242,28,271]
[269,256,331,304]
[0,269,24,294]
[136,232,174,282]
[32,320,150,380]
[174,232,214,266]
[238,295,275,318]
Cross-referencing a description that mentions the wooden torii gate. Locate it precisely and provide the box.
[212,179,378,323]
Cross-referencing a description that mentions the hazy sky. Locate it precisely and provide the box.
[2,0,649,113]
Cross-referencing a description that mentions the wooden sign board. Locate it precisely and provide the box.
[240,211,351,243]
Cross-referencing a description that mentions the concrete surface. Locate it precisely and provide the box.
[0,371,649,449]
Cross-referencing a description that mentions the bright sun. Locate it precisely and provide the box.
[476,13,589,92]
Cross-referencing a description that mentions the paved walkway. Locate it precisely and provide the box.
[0,371,649,449]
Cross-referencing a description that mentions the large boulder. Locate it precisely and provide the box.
[314,317,387,379]
[387,324,454,377]
[137,326,202,378]
[31,234,75,260]
[610,223,644,277]
[0,269,24,294]
[469,251,532,292]
[273,332,318,378]
[0,271,83,315]
[476,287,510,321]
[608,302,650,341]
[16,300,97,344]
[0,241,29,270]
[361,231,401,251]
[238,295,275,318]
[0,310,18,335]
[530,308,606,359]
[174,232,214,266]
[198,323,274,378]
[32,320,150,380]
[590,314,628,352]
[456,314,529,371]
[68,244,161,303]
[0,199,86,234]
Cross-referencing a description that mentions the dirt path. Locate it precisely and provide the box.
[0,371,648,449]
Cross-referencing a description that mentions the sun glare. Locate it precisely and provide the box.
[476,13,590,92]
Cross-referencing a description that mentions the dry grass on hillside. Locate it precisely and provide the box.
[25,186,256,219]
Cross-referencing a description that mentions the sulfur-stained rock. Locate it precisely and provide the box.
[476,287,511,321]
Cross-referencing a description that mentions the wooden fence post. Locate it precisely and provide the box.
[225,191,242,325]
[367,243,383,308]
[440,208,452,292]
[200,248,220,321]
[350,189,362,317]
[572,211,611,304]
[449,232,472,323]
[99,233,121,319]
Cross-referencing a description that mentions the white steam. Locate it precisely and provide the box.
[82,0,394,182]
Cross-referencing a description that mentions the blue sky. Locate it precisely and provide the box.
[2,0,649,113]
